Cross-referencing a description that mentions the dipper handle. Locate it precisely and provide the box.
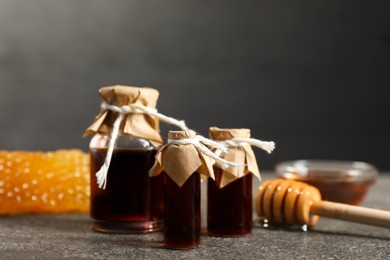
[311,200,390,229]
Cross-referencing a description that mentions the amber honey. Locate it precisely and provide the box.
[164,172,200,249]
[283,177,374,205]
[276,160,378,206]
[90,148,163,233]
[207,168,253,236]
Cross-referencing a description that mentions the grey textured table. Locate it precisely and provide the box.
[1,173,389,259]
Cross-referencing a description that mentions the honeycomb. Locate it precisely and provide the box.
[0,149,89,214]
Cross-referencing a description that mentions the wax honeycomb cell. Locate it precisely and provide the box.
[0,149,89,214]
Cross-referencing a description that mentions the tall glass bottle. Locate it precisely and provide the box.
[207,127,266,236]
[85,86,164,233]
[164,171,200,249]
[150,130,215,249]
[208,166,253,236]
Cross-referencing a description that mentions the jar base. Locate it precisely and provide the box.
[164,242,200,250]
[92,219,163,234]
[207,229,251,237]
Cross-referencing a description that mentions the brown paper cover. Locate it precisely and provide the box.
[84,85,163,146]
[149,130,214,187]
[209,127,260,188]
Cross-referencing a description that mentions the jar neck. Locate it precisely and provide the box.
[89,133,155,150]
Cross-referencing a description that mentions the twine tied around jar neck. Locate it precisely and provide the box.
[150,129,247,187]
[167,135,245,170]
[208,127,276,188]
[100,102,187,129]
[96,102,188,189]
[217,138,275,154]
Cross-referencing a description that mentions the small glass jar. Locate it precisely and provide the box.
[89,132,164,233]
[207,127,263,236]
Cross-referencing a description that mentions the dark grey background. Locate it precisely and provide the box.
[0,0,389,171]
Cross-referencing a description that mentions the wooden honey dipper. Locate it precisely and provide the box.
[256,179,390,228]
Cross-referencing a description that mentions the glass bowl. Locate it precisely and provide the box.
[275,160,378,205]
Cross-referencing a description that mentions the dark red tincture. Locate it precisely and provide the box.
[90,148,163,233]
[207,168,253,236]
[164,172,200,249]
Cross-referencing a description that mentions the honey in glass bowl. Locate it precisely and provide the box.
[275,160,378,205]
